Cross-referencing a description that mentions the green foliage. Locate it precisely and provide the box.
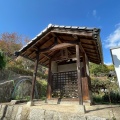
[13,78,47,101]
[90,60,119,104]
[0,50,6,69]
[91,77,118,92]
[36,79,47,98]
[92,94,103,103]
[91,77,120,104]
[89,63,109,76]
[107,64,115,71]
[93,91,120,104]
[8,65,48,79]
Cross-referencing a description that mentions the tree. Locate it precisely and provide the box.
[0,32,30,61]
[0,33,22,55]
[107,64,114,71]
[0,32,48,79]
[0,50,6,69]
[89,63,109,76]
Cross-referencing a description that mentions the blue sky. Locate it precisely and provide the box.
[0,0,120,65]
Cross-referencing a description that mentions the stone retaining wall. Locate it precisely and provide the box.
[0,104,108,120]
[0,76,38,103]
[0,80,14,103]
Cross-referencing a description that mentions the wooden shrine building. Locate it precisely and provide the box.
[16,24,103,105]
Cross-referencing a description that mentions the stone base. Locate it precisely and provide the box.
[10,100,19,105]
[10,99,27,105]
[46,99,91,106]
[27,101,34,106]
[45,99,86,114]
[83,100,92,106]
[76,105,86,114]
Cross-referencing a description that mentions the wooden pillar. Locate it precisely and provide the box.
[30,51,40,101]
[82,53,92,104]
[76,44,83,105]
[83,54,87,77]
[46,59,52,99]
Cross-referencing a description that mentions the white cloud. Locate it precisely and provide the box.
[92,10,97,17]
[105,24,120,48]
[104,62,113,65]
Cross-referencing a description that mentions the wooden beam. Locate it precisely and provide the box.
[88,56,100,60]
[39,36,54,48]
[80,38,97,42]
[30,32,52,48]
[76,44,83,105]
[52,54,80,61]
[51,33,62,43]
[51,33,80,44]
[42,53,50,59]
[40,51,52,60]
[60,39,79,44]
[82,43,98,48]
[51,32,80,44]
[30,51,40,101]
[88,57,100,62]
[83,48,98,53]
[42,58,49,65]
[79,42,85,53]
[39,51,56,63]
[41,43,75,53]
[28,51,36,58]
[51,30,93,37]
[51,33,80,55]
[86,52,99,57]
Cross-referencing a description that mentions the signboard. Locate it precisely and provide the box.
[110,47,120,87]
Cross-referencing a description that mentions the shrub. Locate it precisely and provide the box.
[7,66,48,79]
[0,50,6,69]
[102,91,120,103]
[36,79,47,98]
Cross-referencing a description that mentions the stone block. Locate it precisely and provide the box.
[0,105,7,119]
[75,105,86,114]
[11,106,19,120]
[69,115,86,120]
[15,106,22,120]
[45,110,54,120]
[29,108,45,120]
[10,100,19,105]
[27,101,34,106]
[87,116,108,120]
[56,112,69,120]
[21,106,30,120]
[52,111,60,120]
[5,105,14,119]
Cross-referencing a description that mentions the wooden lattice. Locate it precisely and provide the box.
[52,70,78,98]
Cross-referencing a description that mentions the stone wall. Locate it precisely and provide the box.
[0,80,14,103]
[0,104,108,120]
[0,76,38,103]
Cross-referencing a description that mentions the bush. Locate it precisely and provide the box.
[0,50,6,69]
[8,66,48,79]
[92,94,103,103]
[102,91,120,103]
[93,91,120,104]
[36,79,47,98]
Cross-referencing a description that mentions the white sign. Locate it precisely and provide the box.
[111,47,120,87]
